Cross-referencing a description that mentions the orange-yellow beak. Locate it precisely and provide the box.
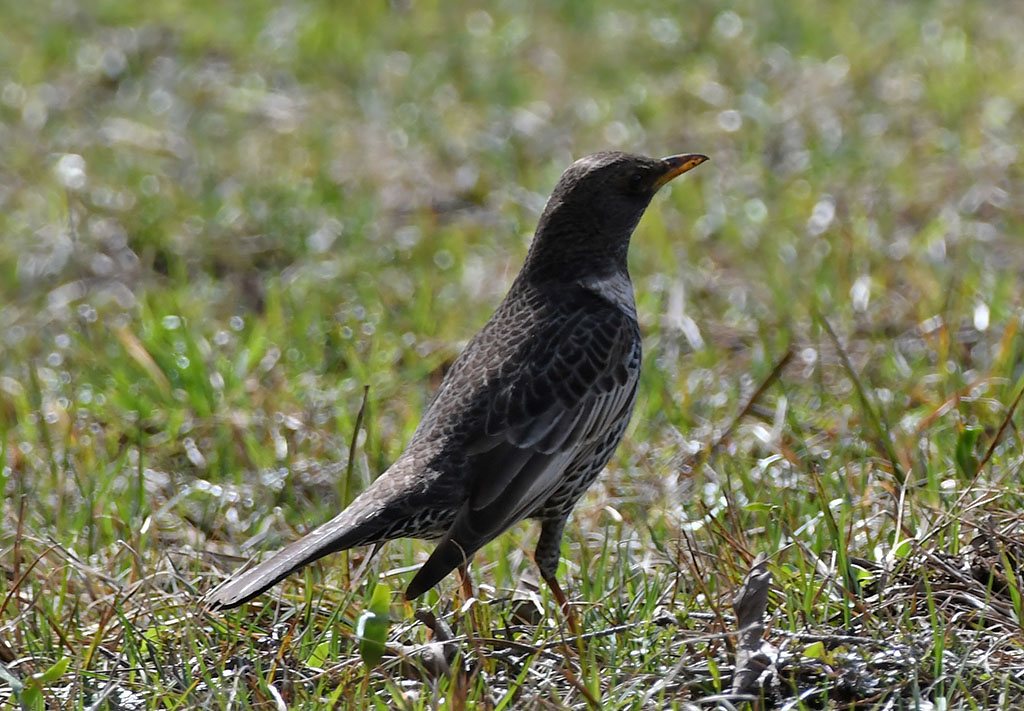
[653,153,709,189]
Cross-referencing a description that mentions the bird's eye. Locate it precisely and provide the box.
[628,172,645,189]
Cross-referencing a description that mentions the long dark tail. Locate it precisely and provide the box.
[205,504,384,610]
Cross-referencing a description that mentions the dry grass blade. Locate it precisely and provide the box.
[679,346,793,473]
[343,384,371,509]
[974,379,1024,478]
[341,384,371,587]
[816,312,906,483]
[934,379,1024,528]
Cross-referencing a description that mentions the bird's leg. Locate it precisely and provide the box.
[544,573,580,636]
[535,519,581,634]
[456,562,490,640]
[456,562,475,603]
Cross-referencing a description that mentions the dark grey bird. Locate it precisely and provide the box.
[206,150,708,610]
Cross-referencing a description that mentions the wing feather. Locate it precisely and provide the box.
[448,290,639,545]
[404,282,642,598]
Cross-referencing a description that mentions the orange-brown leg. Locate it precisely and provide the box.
[457,563,475,603]
[457,563,489,641]
[536,519,580,636]
[544,573,580,636]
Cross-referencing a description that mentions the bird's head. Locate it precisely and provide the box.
[528,151,708,276]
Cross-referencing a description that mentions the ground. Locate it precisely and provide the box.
[2,0,1024,709]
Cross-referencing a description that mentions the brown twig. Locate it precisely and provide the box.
[975,380,1024,478]
[680,347,794,473]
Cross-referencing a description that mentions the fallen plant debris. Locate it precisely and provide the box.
[731,553,779,699]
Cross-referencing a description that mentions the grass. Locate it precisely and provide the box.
[2,0,1024,708]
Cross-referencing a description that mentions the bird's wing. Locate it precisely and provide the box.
[471,304,639,512]
[405,290,639,597]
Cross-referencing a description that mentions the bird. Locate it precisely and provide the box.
[206,150,708,611]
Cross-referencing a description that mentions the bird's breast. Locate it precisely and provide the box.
[578,271,637,318]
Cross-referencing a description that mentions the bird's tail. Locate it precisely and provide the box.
[205,500,384,610]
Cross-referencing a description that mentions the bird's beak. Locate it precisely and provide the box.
[653,153,709,189]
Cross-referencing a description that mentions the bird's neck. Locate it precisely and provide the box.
[520,207,633,283]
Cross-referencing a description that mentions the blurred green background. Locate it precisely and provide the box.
[1,0,1023,706]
